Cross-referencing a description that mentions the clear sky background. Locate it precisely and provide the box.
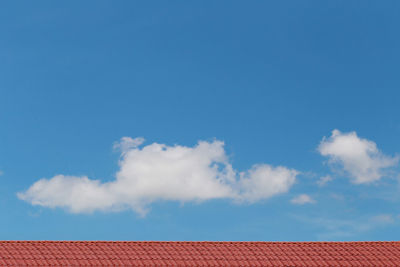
[1,1,400,241]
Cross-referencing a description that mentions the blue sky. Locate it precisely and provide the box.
[1,1,400,241]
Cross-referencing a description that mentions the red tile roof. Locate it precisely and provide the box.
[0,241,399,266]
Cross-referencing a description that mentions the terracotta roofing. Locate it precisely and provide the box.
[0,241,399,266]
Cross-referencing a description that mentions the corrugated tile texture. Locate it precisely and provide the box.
[0,241,399,266]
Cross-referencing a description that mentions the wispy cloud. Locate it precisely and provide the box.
[370,214,394,224]
[290,194,315,205]
[330,193,345,201]
[293,213,395,240]
[18,138,299,216]
[317,175,333,187]
[318,130,398,184]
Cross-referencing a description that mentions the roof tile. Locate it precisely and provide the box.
[0,241,398,266]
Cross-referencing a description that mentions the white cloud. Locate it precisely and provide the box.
[317,175,333,187]
[237,165,297,203]
[318,129,398,184]
[18,138,299,216]
[290,194,315,205]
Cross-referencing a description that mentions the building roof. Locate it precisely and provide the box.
[0,241,399,266]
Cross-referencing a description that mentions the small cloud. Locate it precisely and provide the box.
[290,194,316,205]
[317,175,333,187]
[318,129,399,184]
[113,137,145,153]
